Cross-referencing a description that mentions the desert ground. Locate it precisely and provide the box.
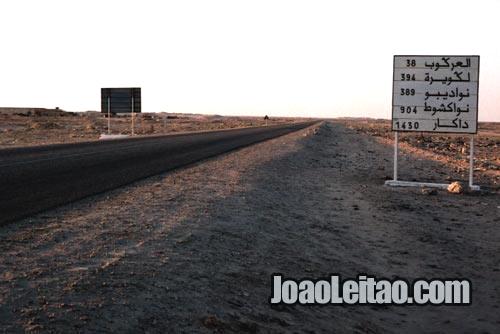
[0,112,499,333]
[338,118,499,190]
[0,108,300,148]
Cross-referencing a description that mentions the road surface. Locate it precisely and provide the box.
[0,122,316,225]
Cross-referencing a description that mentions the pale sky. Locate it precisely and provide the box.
[1,0,499,121]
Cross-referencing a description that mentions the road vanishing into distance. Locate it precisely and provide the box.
[0,122,317,225]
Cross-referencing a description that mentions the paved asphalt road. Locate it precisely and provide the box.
[0,122,316,225]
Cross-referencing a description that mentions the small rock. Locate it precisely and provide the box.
[447,181,464,194]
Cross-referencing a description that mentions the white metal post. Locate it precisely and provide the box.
[469,135,474,188]
[131,96,135,136]
[107,97,111,135]
[393,131,399,181]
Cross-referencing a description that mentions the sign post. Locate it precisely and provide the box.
[107,97,111,135]
[386,55,480,191]
[469,136,476,189]
[131,95,135,136]
[393,131,398,181]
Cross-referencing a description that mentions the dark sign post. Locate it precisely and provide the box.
[101,87,141,135]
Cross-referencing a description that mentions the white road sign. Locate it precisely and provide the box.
[392,55,479,133]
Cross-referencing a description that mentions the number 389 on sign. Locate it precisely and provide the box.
[400,88,415,96]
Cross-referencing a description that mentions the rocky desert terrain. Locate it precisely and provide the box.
[338,118,499,190]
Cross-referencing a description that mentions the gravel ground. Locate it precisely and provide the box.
[0,122,498,333]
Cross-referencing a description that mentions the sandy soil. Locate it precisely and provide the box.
[0,121,499,333]
[0,108,301,148]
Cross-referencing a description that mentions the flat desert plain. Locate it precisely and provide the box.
[0,108,300,148]
[0,111,499,333]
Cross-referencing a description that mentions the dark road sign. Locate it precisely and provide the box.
[101,87,141,114]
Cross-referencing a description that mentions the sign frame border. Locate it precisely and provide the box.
[391,55,480,134]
